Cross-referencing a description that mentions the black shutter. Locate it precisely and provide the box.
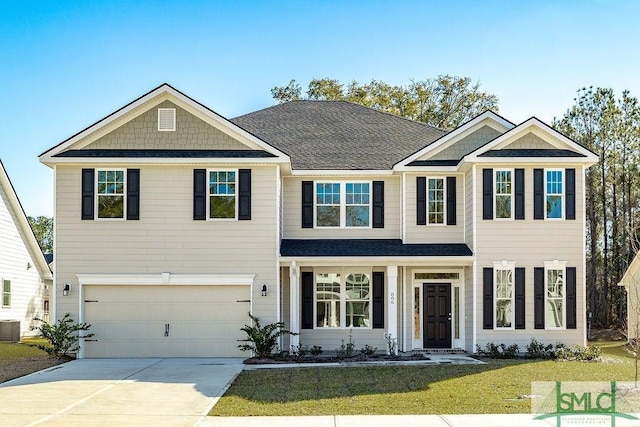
[515,168,525,220]
[534,169,544,220]
[534,267,545,329]
[302,181,313,228]
[446,176,456,225]
[482,169,493,220]
[238,169,251,220]
[416,177,426,225]
[372,181,384,228]
[126,169,140,220]
[81,168,95,220]
[483,267,493,329]
[566,267,577,329]
[566,168,576,220]
[193,169,206,220]
[301,272,314,329]
[372,272,385,329]
[515,267,525,329]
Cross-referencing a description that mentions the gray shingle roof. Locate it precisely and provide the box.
[280,239,473,257]
[53,149,276,158]
[231,101,446,170]
[478,149,586,158]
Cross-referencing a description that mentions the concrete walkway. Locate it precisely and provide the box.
[0,358,244,427]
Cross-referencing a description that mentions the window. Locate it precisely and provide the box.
[316,272,371,328]
[427,178,444,224]
[495,267,513,328]
[209,170,236,219]
[494,170,513,219]
[414,272,460,280]
[546,267,565,328]
[96,170,125,219]
[2,279,10,307]
[316,182,371,228]
[316,183,341,227]
[546,170,563,219]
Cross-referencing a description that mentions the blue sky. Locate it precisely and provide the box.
[1,0,639,217]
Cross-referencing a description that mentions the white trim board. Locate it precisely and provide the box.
[76,273,256,286]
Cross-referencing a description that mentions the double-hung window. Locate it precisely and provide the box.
[316,271,371,328]
[545,266,565,328]
[316,182,371,228]
[96,170,125,219]
[494,169,513,219]
[2,279,10,308]
[494,265,514,328]
[427,178,444,224]
[546,169,563,219]
[209,170,236,219]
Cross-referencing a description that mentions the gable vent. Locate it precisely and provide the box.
[158,108,176,131]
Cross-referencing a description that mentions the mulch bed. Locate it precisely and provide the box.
[0,357,69,384]
[244,353,429,364]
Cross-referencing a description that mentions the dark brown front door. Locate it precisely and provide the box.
[423,283,452,348]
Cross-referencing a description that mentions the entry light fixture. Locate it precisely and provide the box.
[63,283,71,297]
[261,284,268,297]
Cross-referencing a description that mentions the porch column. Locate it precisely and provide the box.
[289,261,300,348]
[386,265,398,354]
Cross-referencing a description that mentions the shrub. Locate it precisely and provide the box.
[238,313,297,358]
[336,331,355,359]
[290,343,309,361]
[385,333,397,355]
[525,338,555,359]
[310,345,323,357]
[555,344,601,361]
[29,313,94,359]
[360,344,377,356]
[476,342,519,359]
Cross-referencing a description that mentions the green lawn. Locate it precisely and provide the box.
[0,338,49,361]
[211,342,637,416]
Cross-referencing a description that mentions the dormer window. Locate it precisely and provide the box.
[158,108,176,131]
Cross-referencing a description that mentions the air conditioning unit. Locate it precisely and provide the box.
[0,320,20,342]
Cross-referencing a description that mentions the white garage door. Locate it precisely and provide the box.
[83,285,251,358]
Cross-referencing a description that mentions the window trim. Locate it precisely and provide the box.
[314,267,373,329]
[314,181,372,229]
[493,261,516,330]
[2,279,10,308]
[207,168,238,221]
[544,260,567,330]
[494,168,514,220]
[545,169,565,220]
[95,168,127,221]
[426,177,446,226]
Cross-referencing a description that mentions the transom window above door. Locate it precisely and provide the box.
[315,182,371,228]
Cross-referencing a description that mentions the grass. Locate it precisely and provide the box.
[0,338,49,361]
[211,342,637,416]
[0,338,65,383]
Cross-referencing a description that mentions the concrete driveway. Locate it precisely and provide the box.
[0,358,244,427]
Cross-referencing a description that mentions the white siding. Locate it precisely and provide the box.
[474,166,585,348]
[0,183,45,337]
[54,164,279,325]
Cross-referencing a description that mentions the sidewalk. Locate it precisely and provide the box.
[198,414,640,427]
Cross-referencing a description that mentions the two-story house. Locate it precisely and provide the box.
[39,84,597,358]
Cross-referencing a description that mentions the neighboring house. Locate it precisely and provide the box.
[39,84,598,358]
[0,159,52,338]
[619,255,640,340]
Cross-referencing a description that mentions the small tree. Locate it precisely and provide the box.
[238,313,296,358]
[30,313,94,359]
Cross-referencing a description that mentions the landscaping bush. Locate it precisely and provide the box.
[310,345,323,357]
[360,344,377,357]
[335,331,355,359]
[238,313,297,358]
[290,343,309,361]
[525,338,556,359]
[555,344,602,361]
[29,313,94,359]
[476,342,519,359]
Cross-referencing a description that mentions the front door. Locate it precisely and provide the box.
[423,283,452,348]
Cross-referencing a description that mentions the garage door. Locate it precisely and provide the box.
[83,285,250,358]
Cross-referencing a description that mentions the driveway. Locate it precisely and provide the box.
[0,358,244,427]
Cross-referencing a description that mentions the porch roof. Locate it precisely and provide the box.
[280,239,473,257]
